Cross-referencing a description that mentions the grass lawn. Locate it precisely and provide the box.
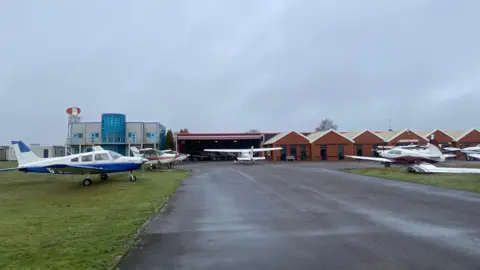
[339,167,480,193]
[0,162,190,269]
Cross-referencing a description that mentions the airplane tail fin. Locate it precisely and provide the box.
[427,136,443,156]
[130,146,143,157]
[11,141,41,166]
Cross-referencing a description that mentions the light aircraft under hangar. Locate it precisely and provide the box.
[0,141,148,186]
[203,146,282,163]
[346,138,480,174]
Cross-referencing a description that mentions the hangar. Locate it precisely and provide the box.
[174,128,480,162]
[263,131,311,161]
[175,132,266,160]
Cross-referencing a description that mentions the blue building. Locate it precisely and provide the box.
[67,113,166,156]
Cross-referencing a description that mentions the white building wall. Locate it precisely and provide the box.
[5,145,59,161]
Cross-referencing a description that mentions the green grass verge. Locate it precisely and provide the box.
[339,167,480,193]
[0,162,190,269]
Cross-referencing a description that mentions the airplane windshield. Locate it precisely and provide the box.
[108,151,123,160]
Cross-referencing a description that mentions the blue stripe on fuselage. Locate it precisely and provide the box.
[21,162,143,174]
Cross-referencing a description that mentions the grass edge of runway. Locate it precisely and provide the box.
[0,162,191,269]
[339,167,480,193]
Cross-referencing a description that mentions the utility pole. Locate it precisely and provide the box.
[388,119,393,131]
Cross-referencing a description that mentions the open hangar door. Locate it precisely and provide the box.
[176,133,264,161]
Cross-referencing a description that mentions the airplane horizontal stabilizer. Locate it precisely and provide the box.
[251,147,282,152]
[344,155,392,163]
[412,164,480,174]
[204,149,245,153]
[0,167,19,172]
[467,153,480,159]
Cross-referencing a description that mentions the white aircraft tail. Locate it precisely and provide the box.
[11,141,41,166]
[130,146,143,157]
[427,136,443,157]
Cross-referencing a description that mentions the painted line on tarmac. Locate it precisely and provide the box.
[228,167,306,212]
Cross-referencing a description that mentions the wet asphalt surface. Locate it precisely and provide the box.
[118,161,480,269]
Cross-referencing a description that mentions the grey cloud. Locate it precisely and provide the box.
[1,0,480,144]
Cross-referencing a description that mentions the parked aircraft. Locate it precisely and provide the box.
[203,146,282,163]
[346,138,457,168]
[0,141,148,186]
[130,147,177,169]
[163,149,190,162]
[444,144,480,160]
[347,138,480,173]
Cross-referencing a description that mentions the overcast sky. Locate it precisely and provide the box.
[1,0,480,144]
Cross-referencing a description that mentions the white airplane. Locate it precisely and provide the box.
[130,147,177,169]
[344,137,480,174]
[163,149,190,162]
[203,146,282,164]
[0,141,148,186]
[444,144,480,160]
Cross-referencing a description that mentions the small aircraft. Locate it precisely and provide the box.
[203,146,282,164]
[345,137,461,172]
[163,149,190,162]
[130,147,177,169]
[0,141,148,186]
[444,144,480,160]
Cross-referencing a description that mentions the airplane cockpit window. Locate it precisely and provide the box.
[393,150,402,155]
[141,151,152,158]
[94,153,110,161]
[81,154,93,162]
[71,157,78,162]
[387,150,395,154]
[108,151,123,160]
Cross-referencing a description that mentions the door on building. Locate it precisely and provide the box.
[373,144,380,157]
[289,145,297,159]
[356,144,363,156]
[280,145,287,161]
[299,145,307,160]
[320,145,327,160]
[43,149,49,158]
[338,144,345,160]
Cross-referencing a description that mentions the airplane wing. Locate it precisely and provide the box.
[0,167,19,172]
[412,164,480,174]
[238,156,266,161]
[36,164,109,174]
[444,147,461,151]
[344,155,393,163]
[252,147,282,152]
[443,154,457,158]
[204,149,246,153]
[467,153,480,159]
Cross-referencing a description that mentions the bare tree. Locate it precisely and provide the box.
[315,118,338,132]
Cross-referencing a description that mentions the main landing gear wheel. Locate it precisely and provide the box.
[100,174,108,181]
[83,178,92,186]
[129,175,137,182]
